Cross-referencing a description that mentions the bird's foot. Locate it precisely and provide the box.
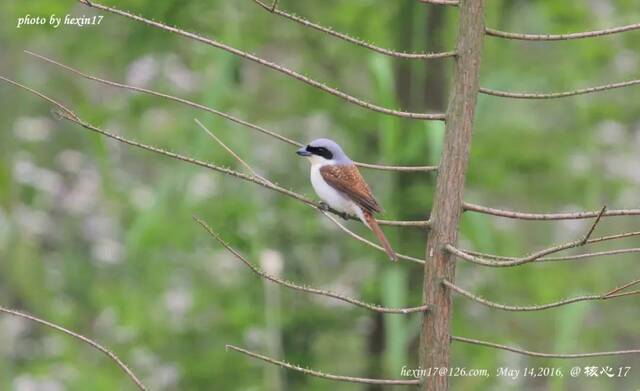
[318,202,350,220]
[338,211,350,221]
[318,201,330,212]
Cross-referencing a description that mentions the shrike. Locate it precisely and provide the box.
[297,138,397,261]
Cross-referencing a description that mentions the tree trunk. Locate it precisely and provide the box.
[418,1,486,390]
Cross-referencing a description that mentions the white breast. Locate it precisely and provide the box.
[310,163,366,224]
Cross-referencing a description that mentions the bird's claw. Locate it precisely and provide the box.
[317,202,352,220]
[318,201,330,212]
[318,202,350,220]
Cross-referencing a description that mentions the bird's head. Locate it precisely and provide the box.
[296,138,350,165]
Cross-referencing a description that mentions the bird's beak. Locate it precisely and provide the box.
[296,147,311,157]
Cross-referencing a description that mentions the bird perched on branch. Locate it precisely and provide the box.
[297,138,397,261]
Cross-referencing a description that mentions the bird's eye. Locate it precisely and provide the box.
[305,145,333,159]
[317,147,333,160]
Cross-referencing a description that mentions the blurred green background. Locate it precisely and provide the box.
[1,0,639,390]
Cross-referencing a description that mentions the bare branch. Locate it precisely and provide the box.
[581,206,606,244]
[24,51,300,145]
[606,289,640,299]
[480,80,640,99]
[195,217,428,313]
[463,202,640,221]
[0,76,79,121]
[1,75,427,227]
[446,231,640,267]
[418,0,459,5]
[419,2,485,387]
[25,50,438,173]
[354,162,437,172]
[486,23,640,41]
[226,345,420,385]
[252,0,455,59]
[193,118,269,183]
[443,279,639,312]
[319,211,426,264]
[77,1,446,120]
[0,306,146,390]
[605,278,640,297]
[452,336,640,358]
[462,247,640,263]
[24,50,302,147]
[459,207,640,266]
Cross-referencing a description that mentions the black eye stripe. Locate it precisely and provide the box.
[306,145,334,160]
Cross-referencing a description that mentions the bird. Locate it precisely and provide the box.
[296,138,397,261]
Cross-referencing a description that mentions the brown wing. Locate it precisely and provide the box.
[320,164,382,213]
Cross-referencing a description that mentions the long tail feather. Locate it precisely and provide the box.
[364,211,397,261]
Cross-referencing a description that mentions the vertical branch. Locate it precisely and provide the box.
[418,1,485,390]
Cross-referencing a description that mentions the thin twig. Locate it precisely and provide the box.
[462,248,640,263]
[463,202,640,220]
[0,76,79,121]
[418,0,459,5]
[581,206,606,244]
[446,230,640,267]
[443,279,639,312]
[0,306,146,390]
[77,1,446,120]
[1,75,427,227]
[194,217,428,313]
[452,336,640,358]
[480,80,640,99]
[226,345,420,384]
[486,23,640,41]
[25,50,438,173]
[319,211,426,264]
[604,278,640,297]
[23,50,301,145]
[252,0,455,59]
[193,118,270,183]
[606,289,640,299]
[354,162,436,172]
